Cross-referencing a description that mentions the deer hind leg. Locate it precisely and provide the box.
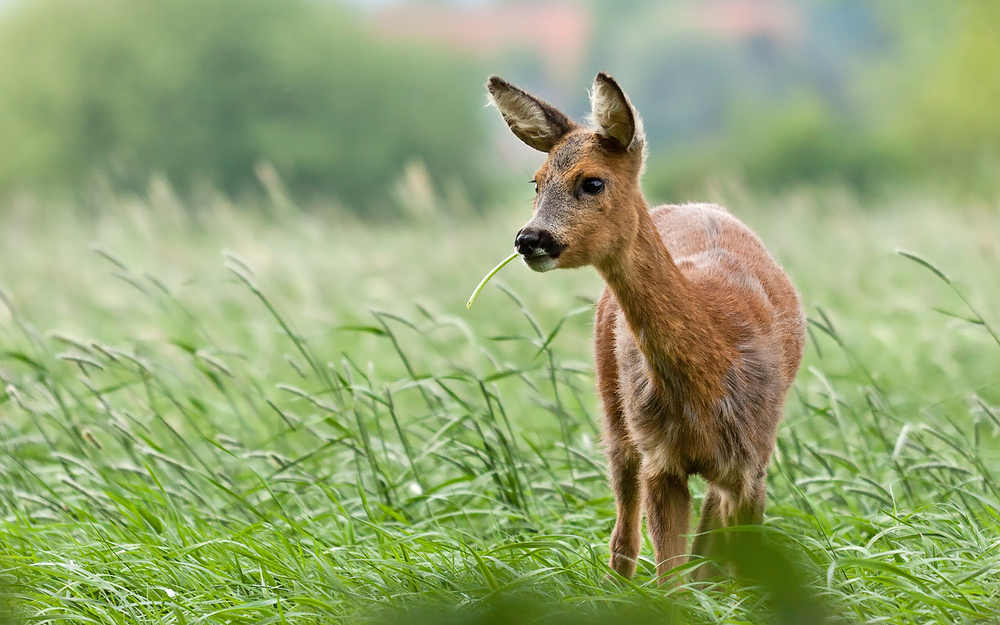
[717,474,768,579]
[694,473,767,580]
[641,466,691,584]
[691,484,729,581]
[731,474,767,526]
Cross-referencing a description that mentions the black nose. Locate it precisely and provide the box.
[515,228,565,258]
[515,229,540,255]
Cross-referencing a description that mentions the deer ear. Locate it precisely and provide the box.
[486,76,575,153]
[589,72,644,153]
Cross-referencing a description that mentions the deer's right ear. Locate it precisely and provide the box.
[486,76,575,153]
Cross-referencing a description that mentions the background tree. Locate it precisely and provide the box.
[0,0,487,215]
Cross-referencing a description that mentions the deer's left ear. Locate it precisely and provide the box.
[589,72,645,154]
[487,76,576,153]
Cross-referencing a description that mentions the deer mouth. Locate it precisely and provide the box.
[523,248,560,272]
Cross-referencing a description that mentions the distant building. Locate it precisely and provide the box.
[688,0,802,44]
[373,2,592,87]
[370,0,807,165]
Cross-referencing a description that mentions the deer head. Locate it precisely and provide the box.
[487,73,647,272]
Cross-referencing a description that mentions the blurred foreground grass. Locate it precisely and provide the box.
[1,185,999,623]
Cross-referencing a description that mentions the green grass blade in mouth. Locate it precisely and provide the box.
[466,252,520,308]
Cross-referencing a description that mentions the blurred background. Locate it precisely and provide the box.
[0,0,998,217]
[4,3,1000,621]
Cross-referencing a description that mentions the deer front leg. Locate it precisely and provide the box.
[595,292,644,579]
[607,442,642,579]
[641,467,691,584]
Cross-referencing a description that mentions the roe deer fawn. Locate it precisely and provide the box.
[486,73,806,583]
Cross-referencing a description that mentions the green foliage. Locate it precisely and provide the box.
[640,1,1000,201]
[885,0,1000,193]
[1,188,1000,622]
[646,98,905,202]
[731,98,900,192]
[0,0,486,214]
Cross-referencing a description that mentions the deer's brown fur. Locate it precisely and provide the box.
[487,73,805,583]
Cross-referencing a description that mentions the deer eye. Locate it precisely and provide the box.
[581,177,604,195]
[531,179,539,194]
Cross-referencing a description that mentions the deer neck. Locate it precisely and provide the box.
[596,206,731,402]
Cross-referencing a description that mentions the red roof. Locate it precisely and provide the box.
[374,2,592,78]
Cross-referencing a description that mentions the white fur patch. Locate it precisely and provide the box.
[642,443,682,476]
[524,254,557,272]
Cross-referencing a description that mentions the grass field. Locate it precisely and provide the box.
[2,183,1000,624]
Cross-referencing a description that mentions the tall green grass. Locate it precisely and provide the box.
[1,185,999,623]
